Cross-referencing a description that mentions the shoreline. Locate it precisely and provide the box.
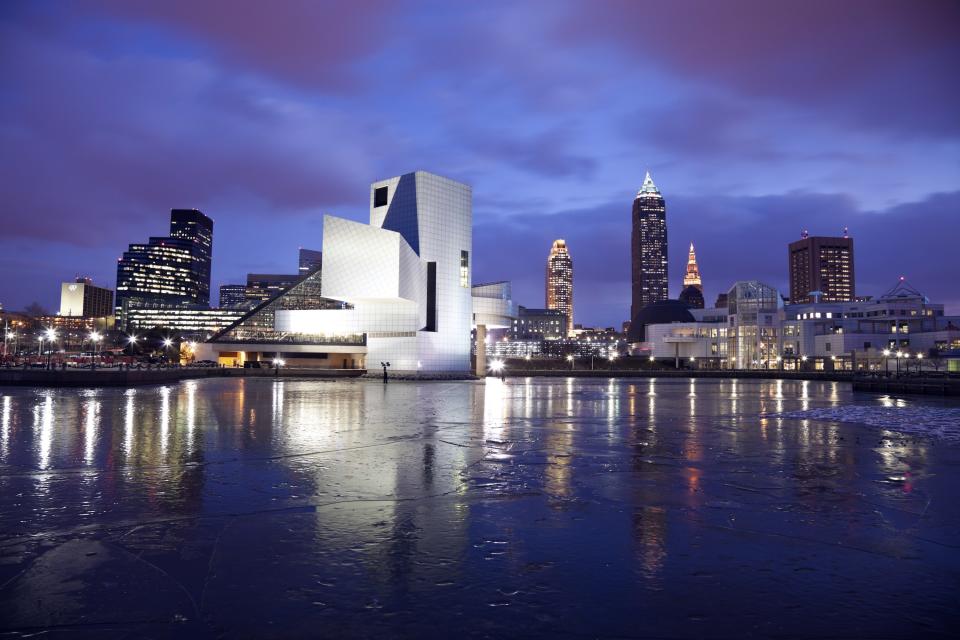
[2,367,957,396]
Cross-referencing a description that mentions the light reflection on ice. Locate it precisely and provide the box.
[773,401,960,442]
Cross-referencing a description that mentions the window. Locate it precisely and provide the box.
[374,186,388,208]
[460,250,469,287]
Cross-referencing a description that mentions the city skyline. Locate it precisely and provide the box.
[1,1,958,326]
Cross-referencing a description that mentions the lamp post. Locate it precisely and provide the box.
[649,354,655,370]
[89,331,101,369]
[567,354,574,371]
[44,329,57,369]
[895,351,903,376]
[490,359,505,380]
[800,355,808,371]
[916,352,923,375]
[882,349,890,376]
[162,338,174,363]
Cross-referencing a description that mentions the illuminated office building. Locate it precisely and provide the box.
[59,276,113,318]
[115,209,213,328]
[245,273,301,303]
[788,232,855,304]
[546,239,573,336]
[219,284,248,309]
[631,171,668,318]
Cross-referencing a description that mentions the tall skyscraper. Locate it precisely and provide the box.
[679,242,705,309]
[115,209,214,328]
[631,171,668,319]
[788,233,855,303]
[169,209,213,305]
[298,248,323,276]
[546,239,573,336]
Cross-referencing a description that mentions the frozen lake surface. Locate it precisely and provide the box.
[1,377,958,638]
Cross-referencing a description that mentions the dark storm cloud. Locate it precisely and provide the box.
[87,0,398,91]
[561,0,960,137]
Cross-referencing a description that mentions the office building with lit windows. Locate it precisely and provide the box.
[197,171,475,372]
[218,284,248,309]
[546,239,573,336]
[788,233,855,303]
[245,273,302,303]
[298,248,323,276]
[511,306,568,340]
[631,171,668,318]
[115,209,213,329]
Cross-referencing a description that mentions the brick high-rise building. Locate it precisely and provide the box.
[788,232,855,304]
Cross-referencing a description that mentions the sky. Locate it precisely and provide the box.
[1,0,958,327]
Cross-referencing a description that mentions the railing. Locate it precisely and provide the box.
[213,331,366,346]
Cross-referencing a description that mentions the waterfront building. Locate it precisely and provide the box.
[546,239,573,336]
[298,248,323,276]
[124,303,246,338]
[788,232,855,304]
[471,281,516,374]
[59,277,113,318]
[631,171,668,319]
[198,171,477,372]
[219,284,248,309]
[626,299,695,344]
[782,278,960,370]
[511,306,568,340]
[726,280,783,369]
[115,209,214,328]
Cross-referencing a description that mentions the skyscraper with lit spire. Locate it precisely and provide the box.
[679,242,705,309]
[546,239,573,336]
[631,171,668,319]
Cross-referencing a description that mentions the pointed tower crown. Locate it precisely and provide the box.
[636,171,661,198]
[683,241,702,290]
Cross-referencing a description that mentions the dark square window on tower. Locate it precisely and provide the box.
[374,186,389,207]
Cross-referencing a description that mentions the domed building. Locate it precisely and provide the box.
[626,299,695,344]
[679,285,705,309]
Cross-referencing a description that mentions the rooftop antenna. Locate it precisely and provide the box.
[801,229,809,239]
[843,226,849,238]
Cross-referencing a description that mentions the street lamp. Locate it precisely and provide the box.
[43,328,57,369]
[882,349,890,375]
[490,359,505,380]
[89,331,102,369]
[566,354,574,370]
[895,350,903,376]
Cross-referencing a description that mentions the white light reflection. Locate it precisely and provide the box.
[34,392,54,470]
[124,389,136,458]
[801,380,810,411]
[689,378,696,417]
[83,397,100,465]
[483,377,508,441]
[607,378,619,429]
[272,379,285,426]
[185,380,197,456]
[159,386,171,456]
[1,395,10,460]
